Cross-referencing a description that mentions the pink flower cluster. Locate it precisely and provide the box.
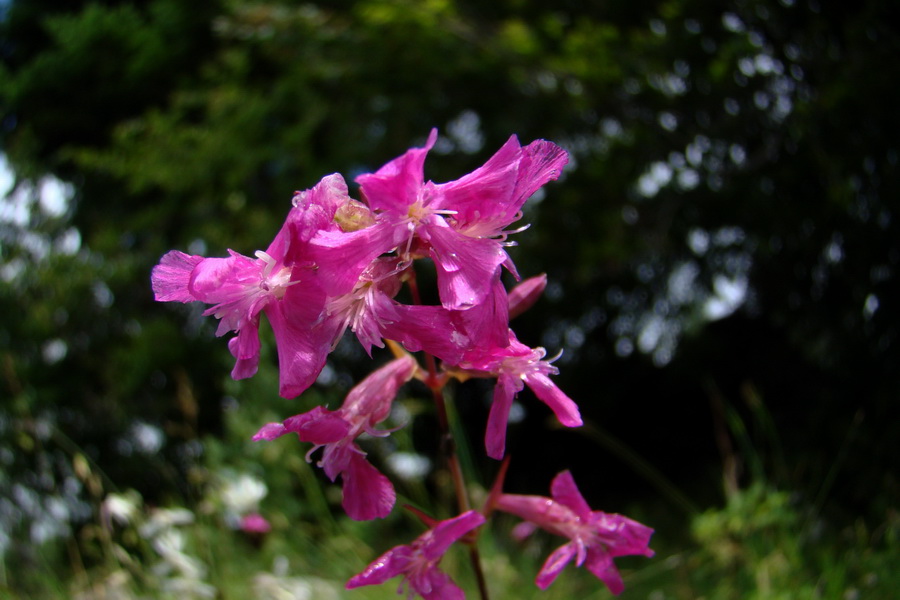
[495,470,655,594]
[346,471,655,599]
[152,129,577,457]
[152,130,653,597]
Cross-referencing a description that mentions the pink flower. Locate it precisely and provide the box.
[314,130,568,312]
[252,355,417,520]
[458,332,582,460]
[346,510,485,599]
[318,257,471,365]
[151,174,351,398]
[240,512,271,534]
[495,470,654,594]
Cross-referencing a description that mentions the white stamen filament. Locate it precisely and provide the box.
[254,250,298,299]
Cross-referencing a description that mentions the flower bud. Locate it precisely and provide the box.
[508,273,547,319]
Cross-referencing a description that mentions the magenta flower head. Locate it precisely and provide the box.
[240,512,271,534]
[458,331,582,460]
[151,174,353,397]
[314,129,568,312]
[495,470,654,594]
[253,355,417,520]
[317,256,471,365]
[346,509,485,599]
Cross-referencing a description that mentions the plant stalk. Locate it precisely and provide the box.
[408,268,490,600]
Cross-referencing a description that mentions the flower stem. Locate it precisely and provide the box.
[426,363,490,600]
[407,269,490,600]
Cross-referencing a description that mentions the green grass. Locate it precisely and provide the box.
[3,474,897,600]
[3,381,898,599]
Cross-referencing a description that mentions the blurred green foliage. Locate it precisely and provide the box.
[2,0,899,597]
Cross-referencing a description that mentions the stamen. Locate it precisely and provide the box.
[545,348,564,363]
[506,222,532,236]
[255,250,277,277]
[497,222,531,243]
[305,445,321,464]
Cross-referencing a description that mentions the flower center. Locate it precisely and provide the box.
[326,280,375,334]
[502,347,550,380]
[255,251,295,300]
[406,199,430,224]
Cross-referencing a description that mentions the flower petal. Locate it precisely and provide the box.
[251,422,287,441]
[584,548,625,595]
[431,136,567,238]
[342,453,396,521]
[380,302,468,366]
[430,135,521,233]
[189,251,255,304]
[526,372,583,428]
[264,297,336,398]
[595,513,656,558]
[422,510,486,561]
[311,221,402,296]
[345,546,412,589]
[416,569,465,600]
[535,542,577,590]
[549,470,592,518]
[345,510,483,593]
[485,374,520,460]
[511,521,539,541]
[283,406,350,445]
[356,129,437,213]
[151,251,204,302]
[424,219,505,310]
[228,324,261,380]
[494,492,577,531]
[513,139,569,208]
[449,277,510,350]
[341,354,417,424]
